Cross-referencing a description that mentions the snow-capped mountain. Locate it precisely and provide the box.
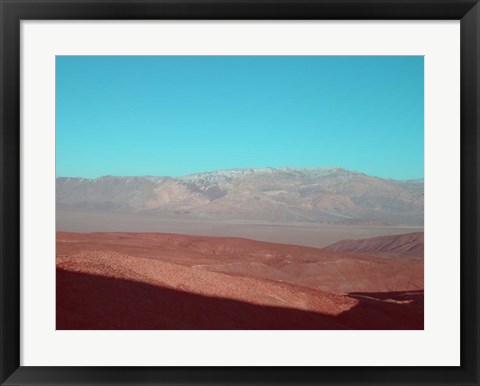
[56,167,424,225]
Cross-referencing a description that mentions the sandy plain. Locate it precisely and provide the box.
[57,209,422,248]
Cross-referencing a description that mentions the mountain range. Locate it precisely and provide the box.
[56,167,424,226]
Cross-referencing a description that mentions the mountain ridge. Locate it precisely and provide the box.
[57,166,424,182]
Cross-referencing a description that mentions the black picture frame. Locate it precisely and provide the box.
[1,0,479,385]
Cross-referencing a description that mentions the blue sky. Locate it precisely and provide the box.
[56,56,424,179]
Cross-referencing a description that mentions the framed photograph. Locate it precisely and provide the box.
[1,0,478,385]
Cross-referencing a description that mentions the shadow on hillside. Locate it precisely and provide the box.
[56,268,423,330]
[339,290,424,330]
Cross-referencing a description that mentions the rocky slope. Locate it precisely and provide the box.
[325,232,424,258]
[57,231,424,294]
[57,232,424,330]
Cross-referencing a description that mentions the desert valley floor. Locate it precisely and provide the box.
[56,230,424,330]
[57,209,423,248]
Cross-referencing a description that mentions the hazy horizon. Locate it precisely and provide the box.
[56,56,424,180]
[55,165,424,181]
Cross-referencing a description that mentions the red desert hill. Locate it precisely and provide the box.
[325,232,424,258]
[56,231,424,330]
